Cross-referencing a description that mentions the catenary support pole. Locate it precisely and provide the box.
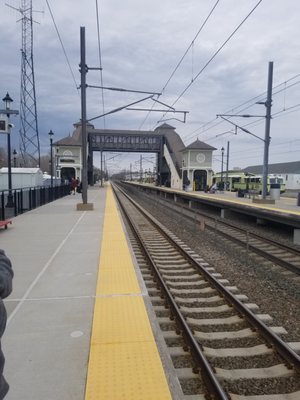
[101,149,103,187]
[262,61,273,199]
[80,26,88,204]
[225,141,229,190]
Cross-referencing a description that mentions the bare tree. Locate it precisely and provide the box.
[39,155,51,173]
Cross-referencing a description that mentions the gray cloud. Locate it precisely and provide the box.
[1,0,300,173]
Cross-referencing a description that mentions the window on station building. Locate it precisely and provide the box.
[63,150,73,156]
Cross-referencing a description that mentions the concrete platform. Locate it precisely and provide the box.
[1,184,177,400]
[2,187,105,400]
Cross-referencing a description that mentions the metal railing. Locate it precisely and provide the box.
[0,184,70,220]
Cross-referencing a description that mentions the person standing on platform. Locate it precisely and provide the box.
[75,177,81,193]
[0,249,13,399]
[70,178,77,195]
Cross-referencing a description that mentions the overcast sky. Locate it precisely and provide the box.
[1,0,300,174]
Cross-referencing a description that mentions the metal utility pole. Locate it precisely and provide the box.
[217,62,273,199]
[80,26,88,205]
[140,155,143,181]
[262,61,273,199]
[220,147,224,185]
[8,0,41,166]
[225,141,229,190]
[100,149,103,187]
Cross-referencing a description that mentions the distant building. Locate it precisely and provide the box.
[53,121,87,182]
[0,167,43,190]
[243,161,300,190]
[54,122,217,191]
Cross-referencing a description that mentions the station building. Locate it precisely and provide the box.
[181,139,216,191]
[52,121,85,182]
[53,122,217,190]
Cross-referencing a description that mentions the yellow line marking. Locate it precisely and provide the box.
[85,186,172,400]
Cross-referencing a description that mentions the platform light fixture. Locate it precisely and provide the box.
[0,92,19,208]
[48,130,54,192]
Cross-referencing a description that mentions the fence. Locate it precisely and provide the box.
[0,184,70,220]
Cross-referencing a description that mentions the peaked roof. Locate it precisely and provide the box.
[155,123,176,130]
[53,121,87,146]
[182,139,217,151]
[54,136,81,146]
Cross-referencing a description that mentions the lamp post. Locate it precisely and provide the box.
[48,130,54,190]
[220,147,224,187]
[13,149,17,168]
[1,93,19,208]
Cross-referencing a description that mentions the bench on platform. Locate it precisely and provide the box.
[0,220,12,230]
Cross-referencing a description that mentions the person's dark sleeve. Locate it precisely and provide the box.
[0,250,13,299]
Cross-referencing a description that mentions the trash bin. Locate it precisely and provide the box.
[297,192,300,206]
[270,183,280,200]
[237,189,244,198]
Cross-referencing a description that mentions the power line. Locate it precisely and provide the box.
[138,0,220,129]
[204,102,300,159]
[45,0,79,95]
[161,0,220,94]
[183,72,300,143]
[155,0,264,127]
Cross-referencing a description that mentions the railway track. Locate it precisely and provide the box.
[112,183,300,400]
[205,219,300,275]
[122,183,300,276]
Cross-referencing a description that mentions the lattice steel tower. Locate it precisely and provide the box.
[9,0,41,166]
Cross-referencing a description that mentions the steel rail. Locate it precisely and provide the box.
[112,184,229,400]
[144,193,300,275]
[205,223,300,275]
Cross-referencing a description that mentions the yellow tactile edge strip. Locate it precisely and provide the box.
[84,185,172,400]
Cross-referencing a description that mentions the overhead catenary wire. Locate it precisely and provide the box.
[138,0,220,130]
[183,72,300,143]
[45,0,79,95]
[201,101,300,169]
[161,0,220,94]
[202,102,300,146]
[155,0,264,127]
[189,73,300,137]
